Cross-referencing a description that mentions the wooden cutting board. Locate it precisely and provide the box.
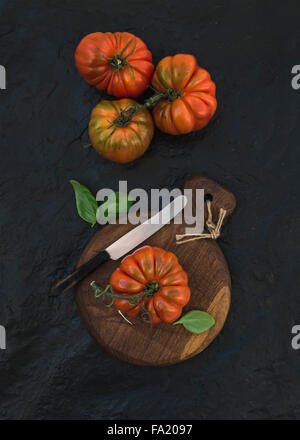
[75,175,236,366]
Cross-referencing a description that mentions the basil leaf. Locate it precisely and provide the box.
[70,180,98,227]
[173,310,215,334]
[99,192,134,222]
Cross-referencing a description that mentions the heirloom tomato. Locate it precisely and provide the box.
[151,54,217,134]
[89,98,154,164]
[110,246,191,324]
[75,32,154,98]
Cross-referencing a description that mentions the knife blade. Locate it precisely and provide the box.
[49,195,187,297]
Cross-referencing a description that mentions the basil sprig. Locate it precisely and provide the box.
[70,180,98,227]
[173,310,215,334]
[70,180,134,227]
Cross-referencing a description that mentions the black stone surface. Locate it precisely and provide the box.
[0,0,300,420]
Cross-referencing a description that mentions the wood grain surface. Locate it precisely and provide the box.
[75,175,236,366]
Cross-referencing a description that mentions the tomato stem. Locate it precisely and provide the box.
[111,88,183,128]
[143,88,183,110]
[91,281,155,302]
[113,105,143,127]
[144,280,159,295]
[91,280,158,326]
[107,39,137,76]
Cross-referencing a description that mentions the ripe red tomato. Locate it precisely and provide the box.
[151,54,217,134]
[75,32,154,98]
[89,98,154,164]
[110,246,191,324]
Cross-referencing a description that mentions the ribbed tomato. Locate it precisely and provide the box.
[89,98,154,164]
[151,54,217,135]
[75,32,154,98]
[110,246,191,324]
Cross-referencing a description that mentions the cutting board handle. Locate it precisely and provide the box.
[183,175,236,224]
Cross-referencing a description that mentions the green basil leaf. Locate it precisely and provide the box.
[99,192,134,222]
[70,180,98,227]
[173,310,215,334]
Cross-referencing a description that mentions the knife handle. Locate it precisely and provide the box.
[49,250,110,297]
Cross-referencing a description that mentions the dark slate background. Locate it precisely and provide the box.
[0,0,300,420]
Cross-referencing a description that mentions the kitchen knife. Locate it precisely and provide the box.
[49,195,187,297]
